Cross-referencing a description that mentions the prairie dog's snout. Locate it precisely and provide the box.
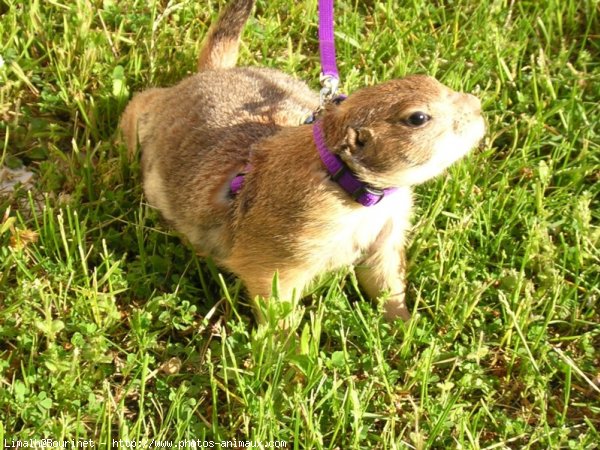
[451,90,486,138]
[451,91,485,135]
[450,90,486,151]
[454,92,482,112]
[398,79,485,185]
[463,93,482,112]
[412,86,485,185]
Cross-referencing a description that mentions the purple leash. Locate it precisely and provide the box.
[230,0,340,197]
[318,0,340,103]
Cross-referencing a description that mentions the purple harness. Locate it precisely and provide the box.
[229,0,398,207]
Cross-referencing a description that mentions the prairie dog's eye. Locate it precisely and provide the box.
[404,111,431,127]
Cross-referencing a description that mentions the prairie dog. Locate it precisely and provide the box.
[120,0,485,322]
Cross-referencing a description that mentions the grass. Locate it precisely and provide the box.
[1,0,599,447]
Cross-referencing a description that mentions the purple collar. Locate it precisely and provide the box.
[312,121,398,207]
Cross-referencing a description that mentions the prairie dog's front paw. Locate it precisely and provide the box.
[382,293,411,321]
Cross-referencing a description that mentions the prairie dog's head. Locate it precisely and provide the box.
[321,75,485,188]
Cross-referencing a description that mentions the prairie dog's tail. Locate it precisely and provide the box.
[198,0,255,71]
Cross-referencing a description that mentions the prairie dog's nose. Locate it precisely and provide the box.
[466,93,482,112]
[451,91,482,114]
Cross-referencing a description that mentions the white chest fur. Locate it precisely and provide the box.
[311,187,413,271]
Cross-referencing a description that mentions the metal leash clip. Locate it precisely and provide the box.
[319,73,340,107]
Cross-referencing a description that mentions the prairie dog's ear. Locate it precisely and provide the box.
[344,126,374,151]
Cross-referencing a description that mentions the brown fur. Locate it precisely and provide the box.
[119,0,485,322]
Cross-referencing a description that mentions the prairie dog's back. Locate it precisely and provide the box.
[135,67,318,169]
